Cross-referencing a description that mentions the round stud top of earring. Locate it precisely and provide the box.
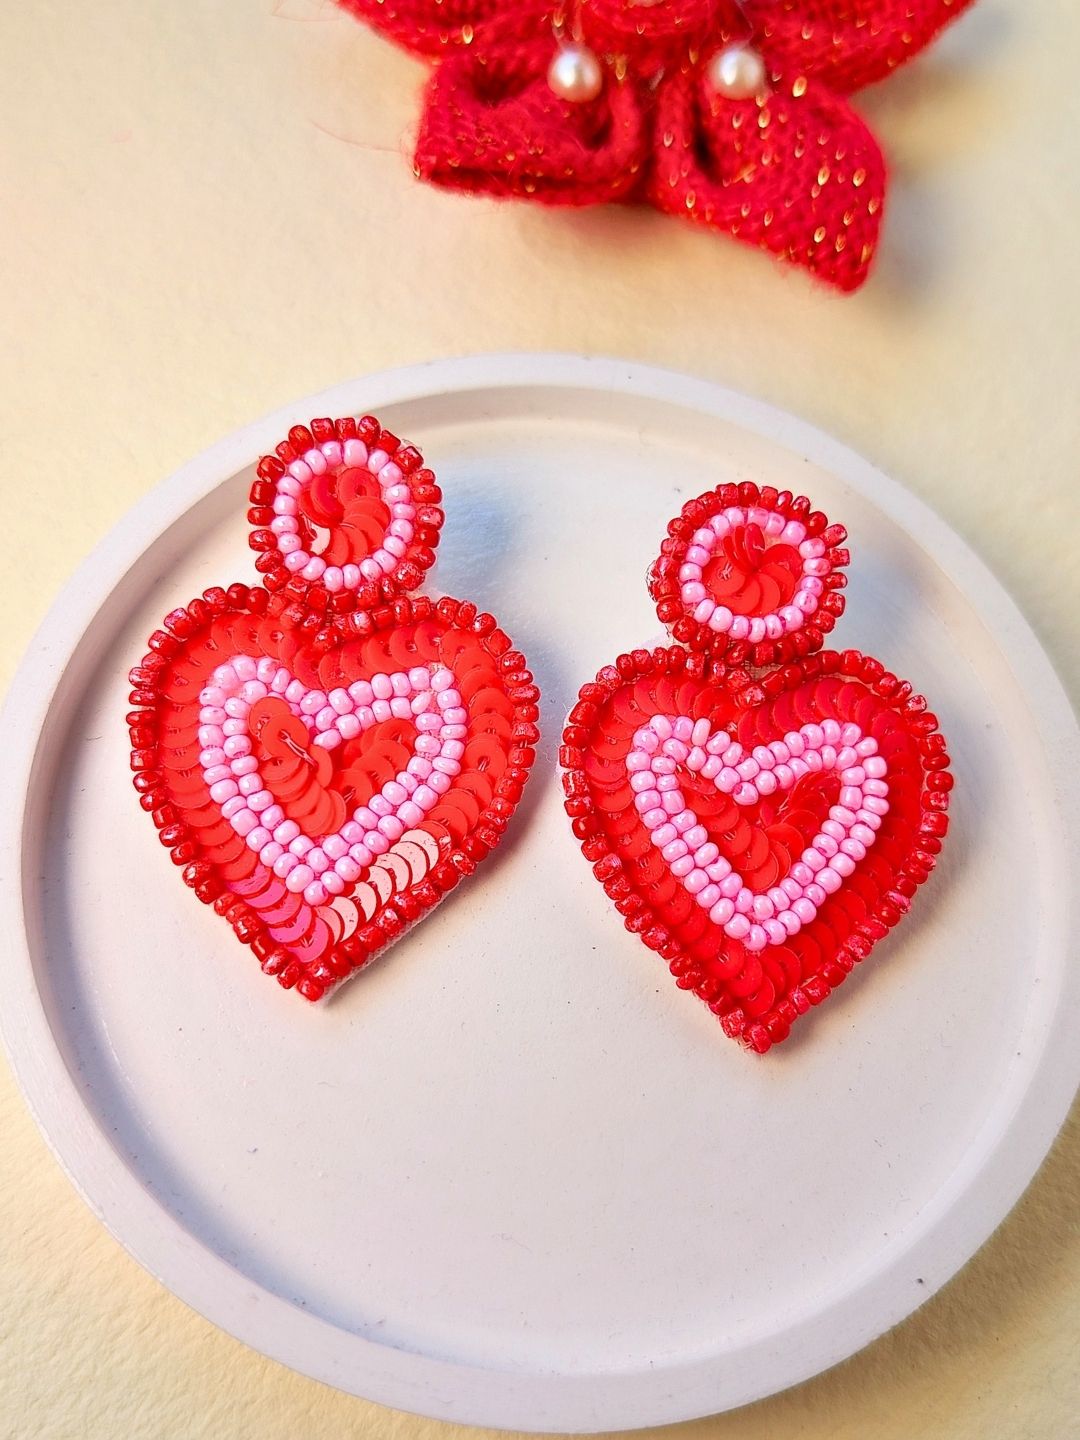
[547,43,605,103]
[247,416,444,609]
[647,481,850,666]
[705,43,769,101]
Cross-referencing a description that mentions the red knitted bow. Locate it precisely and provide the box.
[337,0,975,291]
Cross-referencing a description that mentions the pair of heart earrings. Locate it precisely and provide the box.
[129,414,951,1053]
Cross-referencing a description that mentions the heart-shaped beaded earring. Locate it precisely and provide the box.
[129,416,540,1001]
[561,481,951,1053]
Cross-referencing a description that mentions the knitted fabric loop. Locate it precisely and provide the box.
[416,41,650,203]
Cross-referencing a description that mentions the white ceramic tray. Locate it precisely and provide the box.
[3,355,1079,1434]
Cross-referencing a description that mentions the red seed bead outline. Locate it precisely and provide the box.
[129,586,538,1001]
[562,649,950,1054]
[648,481,850,668]
[248,415,444,608]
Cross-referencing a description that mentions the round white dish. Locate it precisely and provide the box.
[2,355,1078,1434]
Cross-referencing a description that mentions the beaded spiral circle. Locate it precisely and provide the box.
[129,417,539,1001]
[562,481,951,1053]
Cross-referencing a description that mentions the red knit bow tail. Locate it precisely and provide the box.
[739,0,978,92]
[416,44,649,204]
[648,67,885,291]
[335,0,550,54]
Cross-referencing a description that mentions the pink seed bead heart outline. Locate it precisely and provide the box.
[199,654,467,909]
[627,714,890,952]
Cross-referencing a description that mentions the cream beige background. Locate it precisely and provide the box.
[2,1,1078,1436]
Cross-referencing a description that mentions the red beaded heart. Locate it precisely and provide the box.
[562,482,950,1053]
[130,418,538,1000]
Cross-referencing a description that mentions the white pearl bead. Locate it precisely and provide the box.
[706,44,768,101]
[547,44,604,104]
